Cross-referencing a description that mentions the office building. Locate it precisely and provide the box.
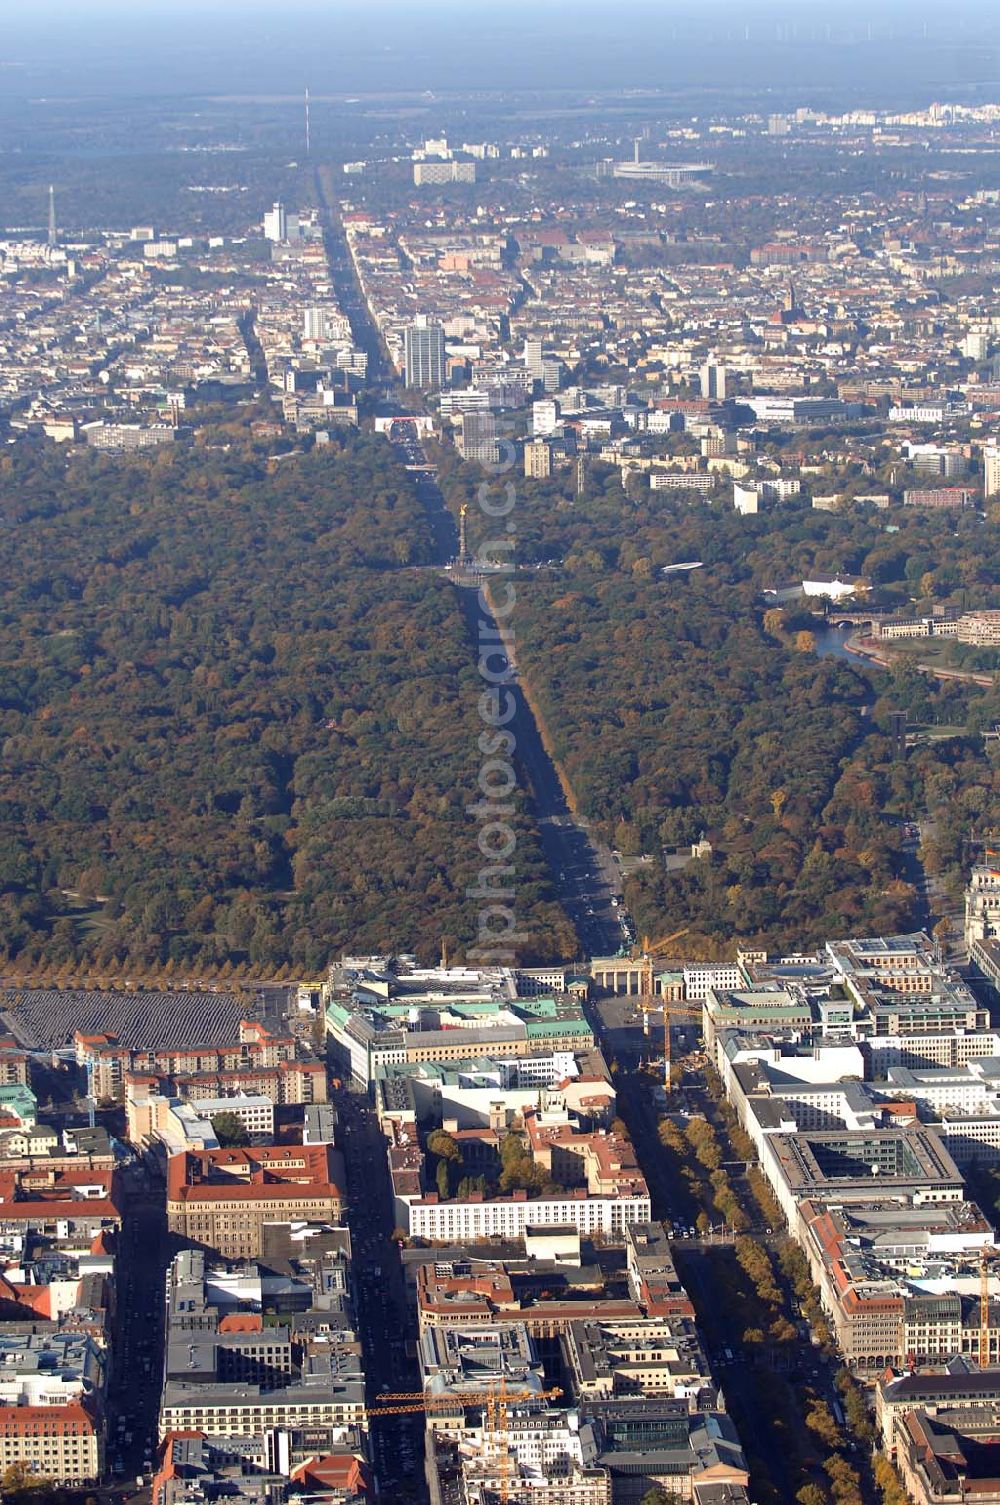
[166,1144,346,1259]
[159,1245,364,1450]
[524,440,553,479]
[0,1405,102,1485]
[374,1055,613,1135]
[877,1366,1000,1452]
[263,203,287,242]
[705,926,1000,1375]
[413,159,476,186]
[0,1164,121,1237]
[428,1411,611,1505]
[325,962,593,1086]
[957,610,1000,648]
[896,1407,1000,1505]
[404,317,446,389]
[907,444,967,480]
[126,1082,275,1151]
[153,1436,372,1505]
[160,1367,365,1449]
[393,1111,650,1242]
[440,389,491,417]
[459,411,498,467]
[699,363,728,401]
[190,1094,275,1137]
[162,1240,353,1364]
[0,1330,106,1484]
[303,306,350,343]
[533,399,561,437]
[560,1315,715,1407]
[0,1331,105,1409]
[967,864,1000,946]
[541,360,564,394]
[523,339,546,381]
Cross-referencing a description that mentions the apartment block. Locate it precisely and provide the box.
[0,1403,102,1485]
[76,1020,326,1106]
[413,159,476,185]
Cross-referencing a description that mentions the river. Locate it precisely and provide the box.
[811,623,865,662]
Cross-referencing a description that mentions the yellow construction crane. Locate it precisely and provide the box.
[981,1249,994,1369]
[638,997,703,1084]
[371,1381,561,1504]
[489,1379,512,1505]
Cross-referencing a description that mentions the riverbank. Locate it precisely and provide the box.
[844,632,996,688]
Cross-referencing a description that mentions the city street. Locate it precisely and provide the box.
[605,1041,878,1505]
[394,428,630,964]
[105,1192,169,1502]
[318,186,634,969]
[335,1088,429,1504]
[103,1079,430,1503]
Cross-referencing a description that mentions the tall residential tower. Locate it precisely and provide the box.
[404,316,446,389]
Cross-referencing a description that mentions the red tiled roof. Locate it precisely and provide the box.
[0,1402,96,1435]
[0,1196,121,1222]
[0,1165,121,1223]
[219,1313,263,1333]
[0,1273,52,1318]
[166,1143,343,1202]
[291,1454,372,1496]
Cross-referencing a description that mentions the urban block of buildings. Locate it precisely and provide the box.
[166,1144,346,1260]
[701,931,1000,1375]
[75,1019,328,1107]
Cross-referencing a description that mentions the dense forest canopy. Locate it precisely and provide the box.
[436,454,1000,956]
[0,435,573,973]
[511,570,914,953]
[0,425,995,974]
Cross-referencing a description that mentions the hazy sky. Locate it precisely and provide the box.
[2,0,997,102]
[6,0,999,24]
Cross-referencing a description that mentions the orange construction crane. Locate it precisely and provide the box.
[488,1377,511,1505]
[631,927,690,998]
[981,1250,994,1369]
[638,997,703,1084]
[368,1383,561,1418]
[371,1382,561,1505]
[631,928,699,1084]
